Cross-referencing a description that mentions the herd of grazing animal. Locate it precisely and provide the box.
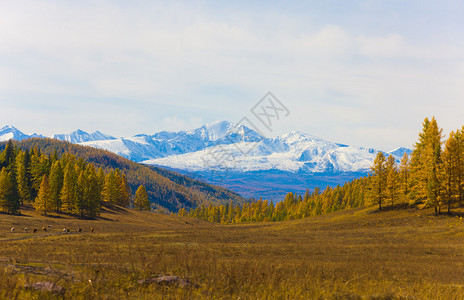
[10,226,95,234]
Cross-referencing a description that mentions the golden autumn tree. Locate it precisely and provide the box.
[385,154,399,207]
[34,174,51,215]
[441,131,460,213]
[134,185,150,210]
[369,152,387,210]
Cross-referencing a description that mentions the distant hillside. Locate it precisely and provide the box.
[0,138,245,212]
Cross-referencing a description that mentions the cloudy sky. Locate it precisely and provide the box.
[1,0,464,150]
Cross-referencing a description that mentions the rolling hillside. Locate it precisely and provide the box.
[0,138,245,211]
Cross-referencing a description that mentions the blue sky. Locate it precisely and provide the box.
[1,0,464,150]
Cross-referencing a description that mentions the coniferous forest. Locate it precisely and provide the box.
[0,140,133,217]
[182,117,464,223]
[0,138,246,213]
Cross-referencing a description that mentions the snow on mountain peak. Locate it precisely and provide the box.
[0,125,29,142]
[194,120,236,141]
[389,147,412,157]
[280,130,326,144]
[185,120,263,143]
[53,129,115,143]
[1,125,17,131]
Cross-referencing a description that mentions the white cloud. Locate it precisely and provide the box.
[1,1,464,150]
[357,34,405,57]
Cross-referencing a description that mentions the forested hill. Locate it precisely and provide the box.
[0,138,245,211]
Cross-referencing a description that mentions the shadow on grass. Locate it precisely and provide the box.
[434,210,464,218]
[0,211,32,218]
[101,203,130,215]
[368,202,411,214]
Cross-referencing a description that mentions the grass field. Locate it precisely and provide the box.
[1,205,464,299]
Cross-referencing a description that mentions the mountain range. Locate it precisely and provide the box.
[0,123,411,200]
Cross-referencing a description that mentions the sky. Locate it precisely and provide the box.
[1,0,464,151]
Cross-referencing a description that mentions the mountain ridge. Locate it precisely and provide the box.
[0,122,412,199]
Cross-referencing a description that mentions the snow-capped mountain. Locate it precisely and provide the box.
[143,129,380,173]
[81,120,263,162]
[0,125,34,142]
[52,129,115,143]
[78,121,409,199]
[77,120,403,174]
[389,147,413,158]
[0,122,410,199]
[1,121,407,174]
[0,126,115,144]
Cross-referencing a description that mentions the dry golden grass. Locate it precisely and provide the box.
[1,204,464,299]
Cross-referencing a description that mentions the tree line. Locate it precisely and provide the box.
[0,141,150,216]
[178,177,367,223]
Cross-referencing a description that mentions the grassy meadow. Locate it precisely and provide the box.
[1,204,464,299]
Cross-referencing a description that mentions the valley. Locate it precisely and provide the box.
[1,205,463,299]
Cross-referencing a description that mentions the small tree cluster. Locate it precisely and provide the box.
[367,152,400,210]
[365,117,464,214]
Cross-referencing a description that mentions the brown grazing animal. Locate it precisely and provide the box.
[33,228,37,233]
[42,227,47,232]
[90,227,94,233]
[78,228,82,233]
